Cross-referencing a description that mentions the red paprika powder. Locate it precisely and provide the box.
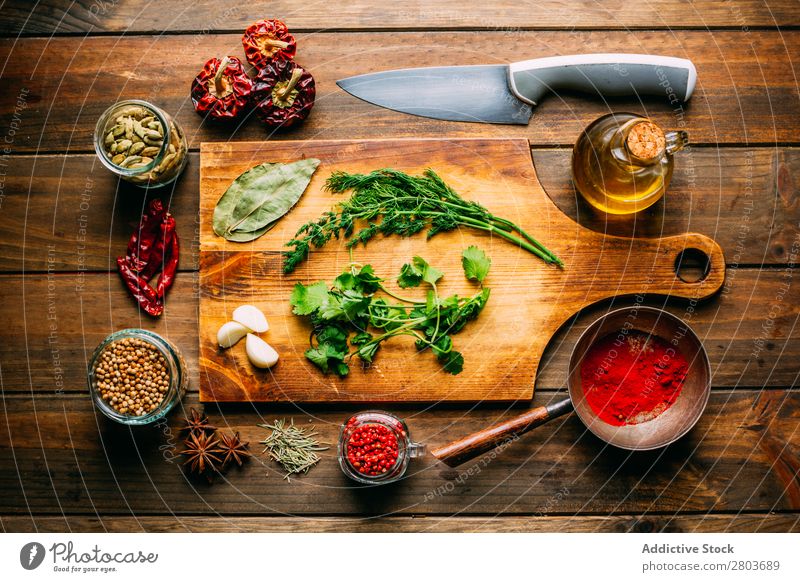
[580,331,688,426]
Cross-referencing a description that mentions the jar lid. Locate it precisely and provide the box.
[626,120,666,160]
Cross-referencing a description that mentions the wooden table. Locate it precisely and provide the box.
[1,1,798,533]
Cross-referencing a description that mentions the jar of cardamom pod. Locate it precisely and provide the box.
[94,99,188,188]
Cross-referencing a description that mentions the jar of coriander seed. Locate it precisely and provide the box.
[94,99,188,188]
[87,329,187,425]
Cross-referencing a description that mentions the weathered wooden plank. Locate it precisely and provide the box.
[1,147,797,273]
[0,391,797,515]
[0,267,797,393]
[1,1,797,35]
[0,31,797,152]
[2,513,798,533]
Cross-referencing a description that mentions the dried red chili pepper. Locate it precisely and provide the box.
[191,56,254,121]
[116,257,164,317]
[241,19,296,70]
[124,198,166,273]
[117,199,179,317]
[155,226,179,299]
[252,60,315,129]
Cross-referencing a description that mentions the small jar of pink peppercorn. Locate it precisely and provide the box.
[338,411,426,485]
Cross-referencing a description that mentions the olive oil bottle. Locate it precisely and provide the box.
[572,113,689,214]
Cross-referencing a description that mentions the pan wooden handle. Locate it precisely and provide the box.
[431,399,573,467]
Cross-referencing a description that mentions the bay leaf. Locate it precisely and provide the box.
[213,158,320,241]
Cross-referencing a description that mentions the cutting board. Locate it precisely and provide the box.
[198,138,724,403]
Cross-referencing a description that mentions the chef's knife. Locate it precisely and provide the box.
[336,53,697,125]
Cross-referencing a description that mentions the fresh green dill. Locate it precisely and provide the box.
[282,168,562,273]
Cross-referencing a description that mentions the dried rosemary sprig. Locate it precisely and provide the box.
[258,419,329,480]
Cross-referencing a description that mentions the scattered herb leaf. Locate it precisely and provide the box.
[462,245,492,283]
[290,281,329,315]
[214,158,320,242]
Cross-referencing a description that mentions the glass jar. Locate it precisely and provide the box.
[94,99,188,188]
[338,411,426,485]
[87,329,187,425]
[571,112,689,214]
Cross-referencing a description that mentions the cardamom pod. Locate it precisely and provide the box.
[141,146,160,157]
[120,155,142,168]
[116,139,133,153]
[112,124,125,138]
[111,153,125,165]
[128,142,145,156]
[133,119,146,140]
[117,106,147,119]
[104,131,114,146]
[157,152,177,173]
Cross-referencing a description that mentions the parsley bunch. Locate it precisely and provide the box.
[283,168,561,273]
[289,247,492,376]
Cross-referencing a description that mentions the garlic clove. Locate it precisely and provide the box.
[232,305,269,333]
[217,321,250,348]
[245,333,279,368]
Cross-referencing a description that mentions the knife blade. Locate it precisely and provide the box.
[337,53,697,125]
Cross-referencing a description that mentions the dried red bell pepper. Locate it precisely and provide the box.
[117,199,179,317]
[191,56,254,121]
[252,60,315,129]
[241,19,296,70]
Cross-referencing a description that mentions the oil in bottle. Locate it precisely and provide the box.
[571,113,689,215]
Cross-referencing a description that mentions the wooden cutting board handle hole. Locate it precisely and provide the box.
[674,247,711,283]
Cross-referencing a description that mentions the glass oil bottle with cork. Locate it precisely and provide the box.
[571,113,689,214]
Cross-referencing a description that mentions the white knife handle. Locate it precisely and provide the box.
[508,54,697,106]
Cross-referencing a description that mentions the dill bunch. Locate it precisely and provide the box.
[282,168,562,273]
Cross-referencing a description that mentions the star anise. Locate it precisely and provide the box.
[218,431,251,468]
[180,408,217,435]
[181,431,223,479]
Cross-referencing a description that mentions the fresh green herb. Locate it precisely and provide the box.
[258,419,328,481]
[214,158,320,242]
[283,168,561,273]
[461,245,491,283]
[397,256,443,289]
[290,248,492,377]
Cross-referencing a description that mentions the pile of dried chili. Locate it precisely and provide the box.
[116,199,179,317]
[191,56,254,121]
[190,18,315,130]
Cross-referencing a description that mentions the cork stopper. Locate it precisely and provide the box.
[626,120,666,160]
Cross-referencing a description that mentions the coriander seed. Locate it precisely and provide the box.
[88,329,187,425]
